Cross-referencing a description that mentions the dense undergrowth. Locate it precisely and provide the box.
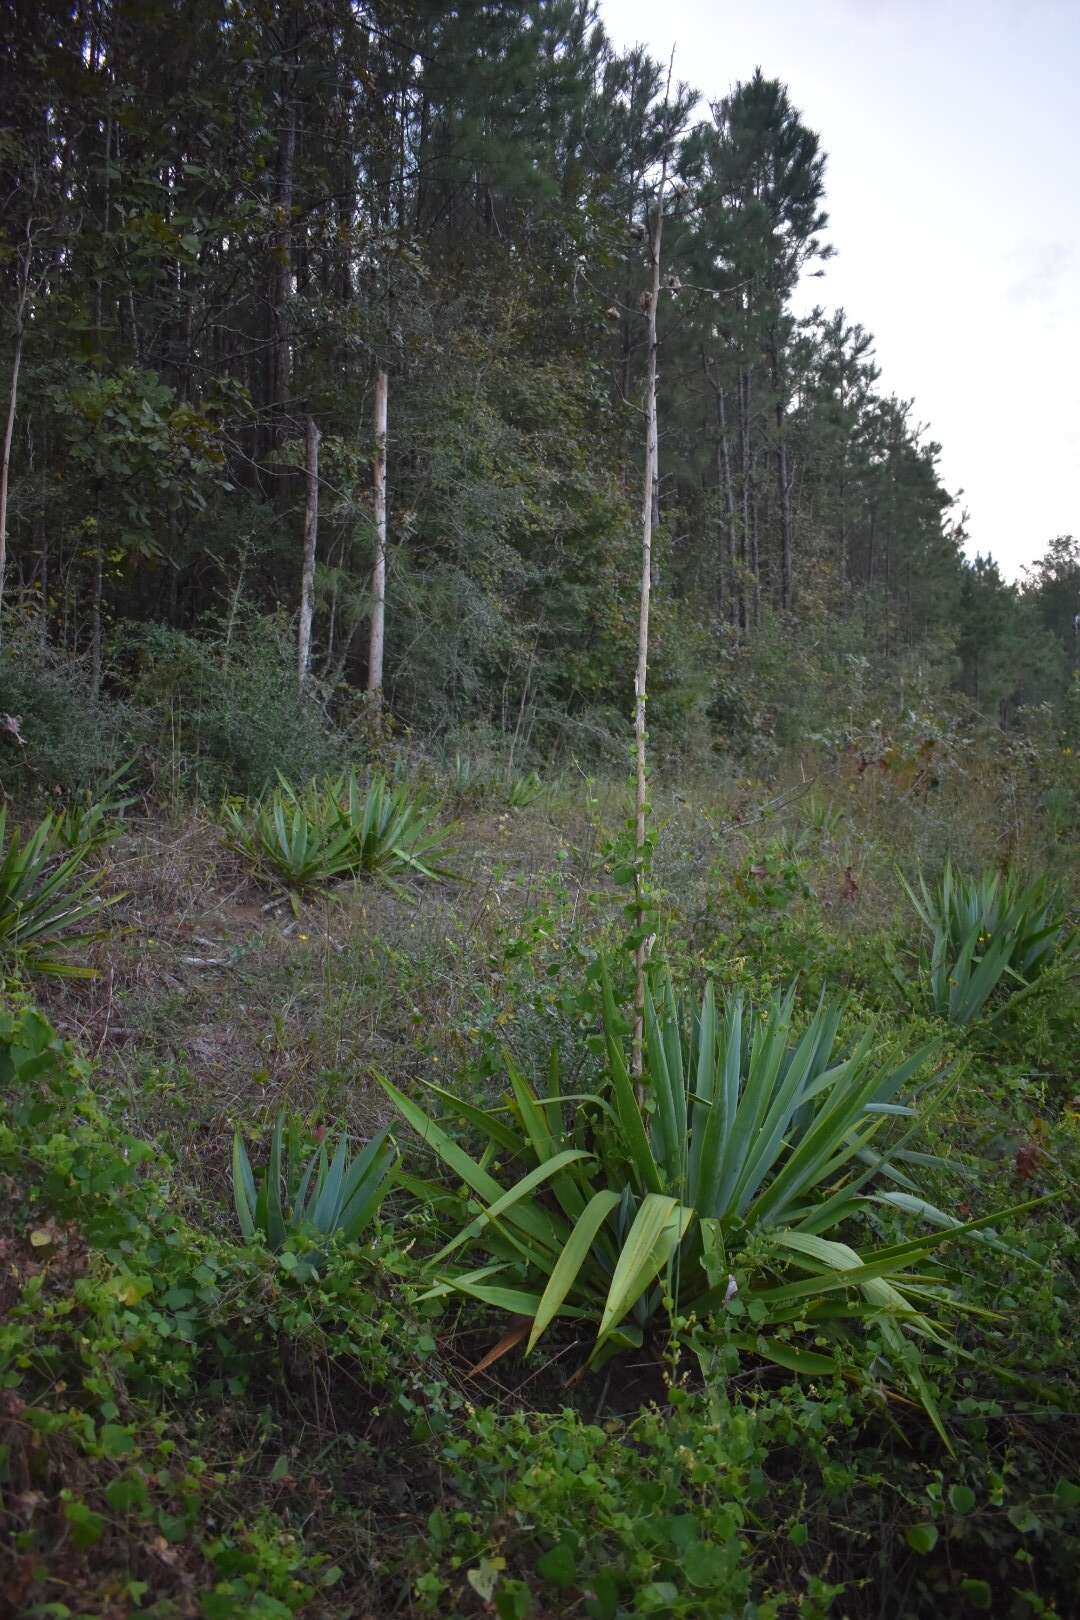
[0,711,1078,1620]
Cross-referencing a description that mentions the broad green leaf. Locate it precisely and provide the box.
[596,1194,694,1348]
[431,1148,591,1266]
[232,1131,257,1240]
[528,1190,621,1352]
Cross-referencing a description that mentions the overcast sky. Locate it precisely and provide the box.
[604,0,1079,580]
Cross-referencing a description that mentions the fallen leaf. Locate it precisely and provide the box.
[1014,1143,1043,1180]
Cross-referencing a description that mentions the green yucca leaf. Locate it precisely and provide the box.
[644,983,683,1186]
[265,1115,286,1249]
[596,1194,694,1349]
[294,1148,321,1224]
[504,1051,560,1166]
[421,1082,526,1155]
[232,1132,257,1240]
[734,1336,850,1378]
[375,1073,562,1264]
[600,957,662,1195]
[431,1148,592,1267]
[430,1275,587,1320]
[309,1132,349,1233]
[338,1148,395,1242]
[338,1125,394,1209]
[528,1190,621,1352]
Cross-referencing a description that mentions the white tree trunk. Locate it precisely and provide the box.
[0,318,23,641]
[297,414,320,691]
[0,201,36,644]
[632,148,669,1084]
[367,369,388,706]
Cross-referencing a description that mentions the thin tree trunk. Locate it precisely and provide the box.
[771,336,794,611]
[90,540,103,700]
[1,186,37,642]
[297,415,320,692]
[632,91,672,1085]
[777,408,793,611]
[707,361,739,626]
[738,366,753,633]
[650,408,660,541]
[321,538,341,677]
[367,369,388,706]
[0,302,25,641]
[750,465,762,626]
[266,45,297,463]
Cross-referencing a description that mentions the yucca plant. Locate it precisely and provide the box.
[0,807,117,976]
[893,861,1076,1025]
[232,1111,396,1275]
[379,962,1042,1439]
[222,778,359,914]
[445,752,489,811]
[333,771,453,888]
[52,761,137,851]
[508,770,543,809]
[224,771,453,911]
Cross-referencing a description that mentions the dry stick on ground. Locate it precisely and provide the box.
[632,51,675,1089]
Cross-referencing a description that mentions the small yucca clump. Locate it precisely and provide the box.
[232,1111,396,1275]
[222,769,453,911]
[0,806,119,977]
[894,861,1076,1025]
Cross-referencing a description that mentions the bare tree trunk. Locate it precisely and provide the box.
[706,358,739,627]
[297,415,320,692]
[266,40,297,464]
[90,540,103,700]
[771,336,794,611]
[738,366,753,634]
[632,79,672,1085]
[321,538,341,677]
[0,186,37,643]
[367,369,388,707]
[650,408,661,542]
[0,301,25,642]
[777,402,793,611]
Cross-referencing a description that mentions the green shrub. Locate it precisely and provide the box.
[49,761,137,849]
[0,623,137,803]
[222,775,363,910]
[0,1002,445,1616]
[335,770,452,884]
[123,615,350,797]
[443,749,492,812]
[508,769,544,809]
[414,1388,835,1619]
